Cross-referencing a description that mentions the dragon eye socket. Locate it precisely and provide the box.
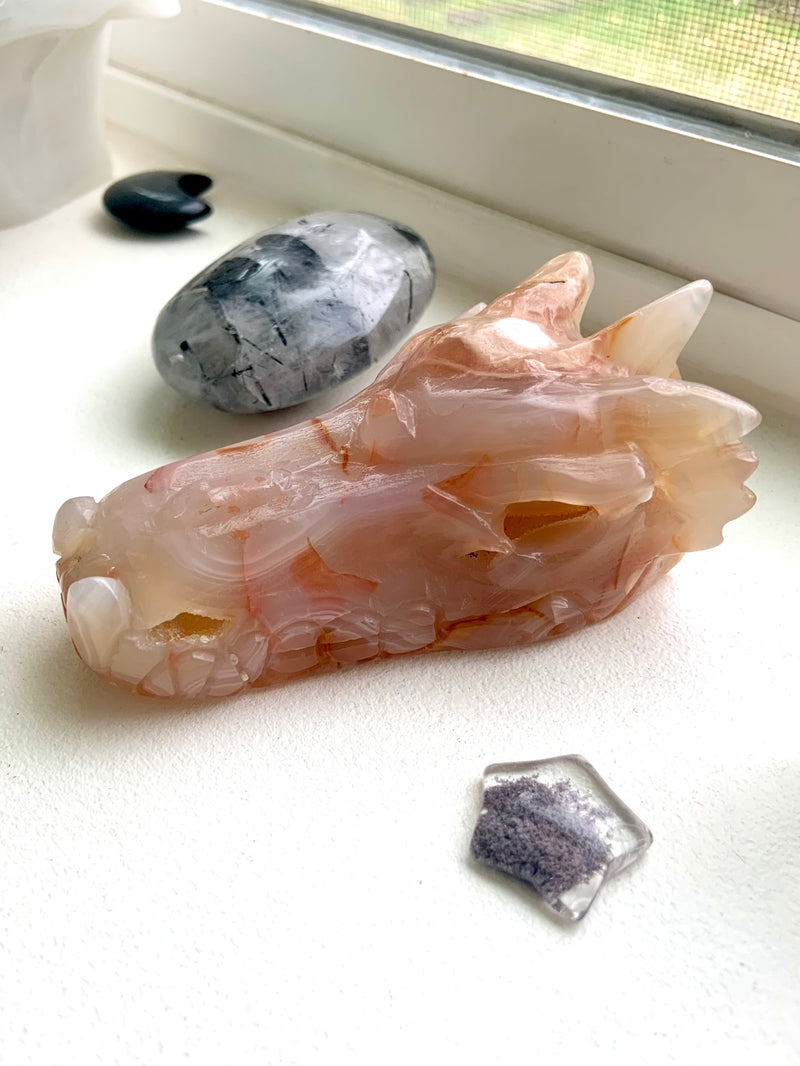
[503,501,594,541]
[149,613,227,642]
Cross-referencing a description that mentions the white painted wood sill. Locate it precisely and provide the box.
[0,109,797,1065]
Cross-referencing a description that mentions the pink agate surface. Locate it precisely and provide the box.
[53,252,759,699]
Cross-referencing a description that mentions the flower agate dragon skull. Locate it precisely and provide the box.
[53,252,759,698]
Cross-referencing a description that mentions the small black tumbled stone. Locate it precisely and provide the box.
[103,171,213,234]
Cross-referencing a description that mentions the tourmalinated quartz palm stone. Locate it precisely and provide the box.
[152,211,436,412]
[54,252,760,699]
[471,756,653,920]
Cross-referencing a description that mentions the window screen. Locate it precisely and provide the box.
[304,0,800,123]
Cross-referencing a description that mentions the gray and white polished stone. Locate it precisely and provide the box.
[152,211,435,412]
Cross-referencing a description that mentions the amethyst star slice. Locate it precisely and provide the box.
[470,756,653,920]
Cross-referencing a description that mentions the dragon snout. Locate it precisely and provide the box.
[65,575,132,674]
[53,496,99,560]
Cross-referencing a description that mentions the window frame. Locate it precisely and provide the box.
[107,0,800,414]
[110,0,799,319]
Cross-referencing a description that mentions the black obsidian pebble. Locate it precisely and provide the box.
[103,171,213,233]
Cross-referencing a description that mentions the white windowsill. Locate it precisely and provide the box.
[109,0,800,321]
[105,67,800,419]
[1,124,798,1064]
